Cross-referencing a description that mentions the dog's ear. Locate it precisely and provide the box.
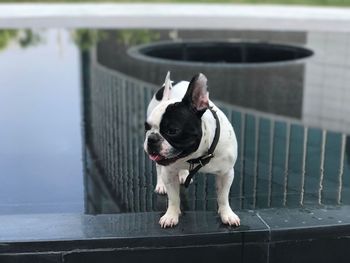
[182,73,209,116]
[162,71,172,101]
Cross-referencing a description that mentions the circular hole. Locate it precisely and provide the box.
[137,41,313,64]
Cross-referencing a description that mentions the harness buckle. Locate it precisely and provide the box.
[202,153,214,160]
[199,153,214,167]
[198,159,204,167]
[189,163,194,171]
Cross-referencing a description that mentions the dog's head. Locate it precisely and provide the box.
[144,72,209,166]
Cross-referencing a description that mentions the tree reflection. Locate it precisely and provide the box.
[0,29,42,51]
[0,30,18,51]
[19,30,42,48]
[71,29,107,51]
[71,29,160,50]
[116,29,160,46]
[0,29,160,52]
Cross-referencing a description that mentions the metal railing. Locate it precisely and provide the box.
[83,51,350,213]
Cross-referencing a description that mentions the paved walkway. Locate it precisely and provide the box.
[0,3,350,31]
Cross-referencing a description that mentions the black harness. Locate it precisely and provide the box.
[184,107,221,187]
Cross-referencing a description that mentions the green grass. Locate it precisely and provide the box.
[1,0,350,7]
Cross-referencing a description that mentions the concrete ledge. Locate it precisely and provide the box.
[0,3,350,31]
[1,207,350,262]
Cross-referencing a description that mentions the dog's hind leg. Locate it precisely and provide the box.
[216,168,240,226]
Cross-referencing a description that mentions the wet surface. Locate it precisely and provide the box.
[0,29,83,214]
[1,29,350,217]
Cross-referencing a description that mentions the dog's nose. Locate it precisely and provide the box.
[147,133,162,154]
[148,133,161,145]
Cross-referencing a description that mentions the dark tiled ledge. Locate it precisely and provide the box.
[0,210,268,253]
[1,206,350,262]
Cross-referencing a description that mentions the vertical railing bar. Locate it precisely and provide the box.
[300,127,308,206]
[122,79,127,207]
[239,112,246,209]
[318,129,326,205]
[268,120,275,208]
[337,134,346,205]
[107,75,112,192]
[253,117,260,209]
[283,122,291,206]
[131,82,138,212]
[117,78,123,198]
[112,76,116,194]
[139,86,146,212]
[102,73,107,177]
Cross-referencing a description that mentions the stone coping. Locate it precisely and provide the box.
[1,206,350,253]
[0,3,350,31]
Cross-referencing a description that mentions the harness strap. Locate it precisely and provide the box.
[184,106,221,187]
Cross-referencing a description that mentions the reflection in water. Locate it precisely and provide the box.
[0,29,43,51]
[0,29,83,214]
[72,30,107,51]
[100,30,308,119]
[0,28,161,215]
[72,29,159,51]
[2,28,349,215]
[0,30,17,50]
[303,32,350,133]
[83,43,350,214]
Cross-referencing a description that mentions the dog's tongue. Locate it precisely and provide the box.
[149,154,164,162]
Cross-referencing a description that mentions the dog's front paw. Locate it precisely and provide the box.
[154,183,167,195]
[219,207,240,227]
[159,211,180,228]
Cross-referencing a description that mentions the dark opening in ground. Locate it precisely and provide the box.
[139,41,313,64]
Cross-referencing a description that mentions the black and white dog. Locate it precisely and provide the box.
[144,72,240,228]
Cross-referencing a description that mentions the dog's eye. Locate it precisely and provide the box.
[144,122,151,131]
[166,127,180,136]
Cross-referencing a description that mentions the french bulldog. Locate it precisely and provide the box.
[144,72,240,228]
